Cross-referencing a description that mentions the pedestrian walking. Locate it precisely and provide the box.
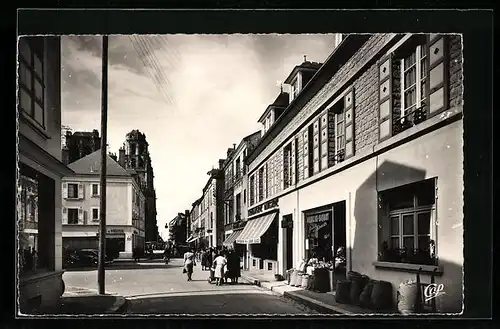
[183,248,196,281]
[212,251,227,286]
[227,249,241,284]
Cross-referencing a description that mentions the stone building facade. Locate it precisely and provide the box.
[244,33,463,313]
[62,129,101,165]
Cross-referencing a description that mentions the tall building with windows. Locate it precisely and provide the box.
[62,151,146,258]
[17,36,74,313]
[186,160,226,248]
[118,130,159,243]
[61,129,101,165]
[221,132,261,270]
[242,33,463,313]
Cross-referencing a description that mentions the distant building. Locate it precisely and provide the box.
[62,129,101,165]
[187,160,225,248]
[167,211,189,246]
[62,150,146,259]
[117,130,159,243]
[17,36,74,313]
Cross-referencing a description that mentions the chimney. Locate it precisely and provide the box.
[119,147,126,167]
[62,147,70,165]
[218,159,225,169]
[233,143,236,150]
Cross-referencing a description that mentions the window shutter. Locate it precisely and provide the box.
[78,184,84,199]
[96,183,100,196]
[426,34,449,117]
[62,207,68,224]
[313,119,320,174]
[320,112,329,170]
[303,130,309,179]
[291,139,296,186]
[344,88,355,159]
[62,183,68,199]
[378,53,393,142]
[78,207,84,224]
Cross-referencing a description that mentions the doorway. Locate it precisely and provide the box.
[332,200,347,282]
[283,214,293,270]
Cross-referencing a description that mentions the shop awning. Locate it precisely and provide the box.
[222,230,242,246]
[236,212,277,245]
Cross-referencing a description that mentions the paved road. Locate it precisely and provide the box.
[63,258,318,315]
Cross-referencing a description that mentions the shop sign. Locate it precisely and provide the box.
[305,212,330,224]
[108,229,124,234]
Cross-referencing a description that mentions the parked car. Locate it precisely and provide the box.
[62,249,112,268]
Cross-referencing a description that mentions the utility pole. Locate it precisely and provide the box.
[98,35,109,295]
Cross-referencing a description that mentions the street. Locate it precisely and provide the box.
[63,258,318,315]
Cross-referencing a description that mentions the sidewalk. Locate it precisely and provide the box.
[240,272,387,315]
[35,287,128,315]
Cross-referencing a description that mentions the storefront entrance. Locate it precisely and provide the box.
[305,209,333,261]
[305,201,347,264]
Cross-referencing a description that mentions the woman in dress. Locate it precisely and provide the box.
[183,248,196,281]
[212,251,227,286]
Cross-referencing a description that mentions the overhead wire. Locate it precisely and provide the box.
[128,35,172,105]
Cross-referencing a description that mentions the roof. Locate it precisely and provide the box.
[67,150,131,177]
[283,61,323,84]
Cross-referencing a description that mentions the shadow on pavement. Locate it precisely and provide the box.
[125,292,314,315]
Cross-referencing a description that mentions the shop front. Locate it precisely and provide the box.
[222,220,247,269]
[236,211,279,274]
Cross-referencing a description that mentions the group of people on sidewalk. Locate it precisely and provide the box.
[182,246,241,285]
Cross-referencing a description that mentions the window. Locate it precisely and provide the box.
[92,208,99,222]
[249,175,255,205]
[92,183,99,196]
[283,143,293,189]
[235,158,241,178]
[235,193,242,220]
[67,183,79,199]
[243,189,246,204]
[18,37,45,128]
[258,167,264,202]
[400,44,428,118]
[291,78,299,99]
[67,208,79,224]
[379,35,448,140]
[19,175,39,225]
[379,179,437,265]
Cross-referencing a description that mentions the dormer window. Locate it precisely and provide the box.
[291,78,299,98]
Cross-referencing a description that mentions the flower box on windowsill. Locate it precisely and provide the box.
[373,261,443,276]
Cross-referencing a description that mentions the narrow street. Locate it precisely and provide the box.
[63,258,318,314]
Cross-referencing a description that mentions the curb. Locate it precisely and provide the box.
[240,274,344,314]
[112,297,128,314]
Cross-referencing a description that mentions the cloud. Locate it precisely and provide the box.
[61,34,336,237]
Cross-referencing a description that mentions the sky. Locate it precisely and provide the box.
[61,34,337,240]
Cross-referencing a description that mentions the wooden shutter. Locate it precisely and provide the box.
[427,34,449,117]
[303,130,309,179]
[344,88,355,159]
[62,183,68,199]
[313,119,320,174]
[291,139,296,186]
[320,112,329,170]
[78,207,84,224]
[78,183,84,199]
[378,53,393,142]
[62,207,68,224]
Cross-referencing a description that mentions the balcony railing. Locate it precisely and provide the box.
[393,105,427,135]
